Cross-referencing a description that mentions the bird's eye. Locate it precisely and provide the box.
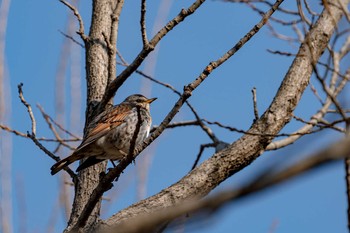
[136,99,143,103]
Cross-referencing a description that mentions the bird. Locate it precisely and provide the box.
[50,94,157,175]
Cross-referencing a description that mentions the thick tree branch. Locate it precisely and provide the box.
[104,136,350,233]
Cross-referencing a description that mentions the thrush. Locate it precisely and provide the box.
[50,94,157,175]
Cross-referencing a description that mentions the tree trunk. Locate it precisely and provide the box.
[65,0,116,231]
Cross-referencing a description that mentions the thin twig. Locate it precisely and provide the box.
[37,104,81,139]
[17,83,76,180]
[27,132,76,180]
[0,124,28,138]
[251,87,259,122]
[151,120,200,133]
[224,0,298,15]
[318,119,346,133]
[0,125,80,142]
[266,49,296,56]
[58,29,85,48]
[267,23,300,43]
[303,0,319,16]
[191,143,216,170]
[140,0,148,45]
[203,119,317,137]
[37,105,77,150]
[18,83,36,135]
[59,0,88,41]
[345,110,350,232]
[313,63,347,120]
[0,125,81,142]
[309,82,325,106]
[345,157,350,231]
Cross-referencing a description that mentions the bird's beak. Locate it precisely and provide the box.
[146,97,157,104]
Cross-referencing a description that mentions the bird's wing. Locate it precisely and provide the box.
[76,104,133,152]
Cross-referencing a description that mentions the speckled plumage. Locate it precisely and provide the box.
[50,94,156,175]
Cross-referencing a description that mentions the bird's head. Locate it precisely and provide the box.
[123,94,157,110]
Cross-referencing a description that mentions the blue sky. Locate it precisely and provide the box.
[1,0,348,232]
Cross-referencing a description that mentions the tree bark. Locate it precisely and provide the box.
[65,0,117,231]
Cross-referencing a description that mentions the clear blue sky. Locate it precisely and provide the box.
[2,0,348,232]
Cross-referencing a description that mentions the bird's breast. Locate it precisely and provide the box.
[98,107,151,159]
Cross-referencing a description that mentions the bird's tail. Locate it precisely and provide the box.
[50,153,83,175]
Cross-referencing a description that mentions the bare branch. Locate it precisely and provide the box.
[140,0,148,45]
[309,82,325,105]
[0,125,81,142]
[17,83,36,135]
[151,120,200,132]
[266,49,296,56]
[337,0,350,22]
[58,29,85,48]
[107,1,124,85]
[0,124,28,138]
[345,158,350,231]
[224,0,298,15]
[303,0,319,16]
[191,143,216,170]
[39,105,81,139]
[27,132,76,180]
[251,87,259,122]
[296,0,311,27]
[37,105,77,150]
[105,136,350,233]
[17,83,76,180]
[59,0,88,41]
[313,62,347,120]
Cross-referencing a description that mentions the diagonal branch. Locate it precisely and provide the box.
[59,0,88,42]
[105,136,350,233]
[17,84,77,180]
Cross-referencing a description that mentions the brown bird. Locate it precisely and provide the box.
[50,94,157,175]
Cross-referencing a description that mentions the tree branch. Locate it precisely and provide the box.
[59,0,88,42]
[104,136,350,233]
[140,0,148,45]
[18,83,36,135]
